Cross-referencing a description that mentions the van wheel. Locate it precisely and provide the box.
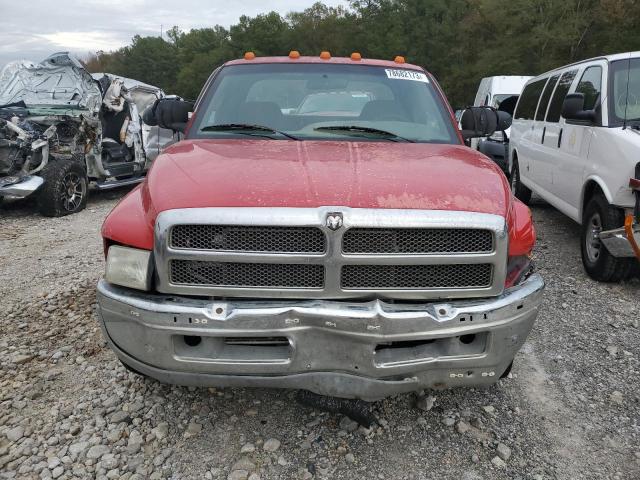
[37,159,88,217]
[510,159,531,204]
[581,194,634,282]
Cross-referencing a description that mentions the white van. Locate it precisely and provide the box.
[509,52,640,281]
[471,76,532,172]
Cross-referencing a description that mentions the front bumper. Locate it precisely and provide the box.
[600,223,640,258]
[97,274,544,401]
[0,175,44,198]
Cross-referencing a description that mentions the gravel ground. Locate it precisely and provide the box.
[1,191,639,480]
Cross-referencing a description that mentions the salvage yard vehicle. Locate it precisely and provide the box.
[471,75,532,173]
[97,52,544,401]
[509,52,640,281]
[0,53,171,216]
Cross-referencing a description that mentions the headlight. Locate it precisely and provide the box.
[105,245,153,291]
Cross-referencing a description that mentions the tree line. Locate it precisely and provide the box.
[83,0,640,107]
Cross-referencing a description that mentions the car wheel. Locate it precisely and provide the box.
[510,159,531,204]
[580,193,634,282]
[37,159,88,217]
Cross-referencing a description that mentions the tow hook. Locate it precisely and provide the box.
[625,214,640,261]
[295,390,377,428]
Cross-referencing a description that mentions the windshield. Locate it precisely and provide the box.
[609,57,640,126]
[190,63,459,143]
[297,91,372,115]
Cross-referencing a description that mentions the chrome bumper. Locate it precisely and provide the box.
[97,274,544,401]
[600,225,640,258]
[0,175,44,198]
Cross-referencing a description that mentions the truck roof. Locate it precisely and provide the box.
[224,55,425,72]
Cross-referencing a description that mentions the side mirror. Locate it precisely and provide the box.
[460,106,512,139]
[142,98,194,133]
[561,93,595,122]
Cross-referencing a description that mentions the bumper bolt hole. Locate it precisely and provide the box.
[184,335,202,347]
[459,334,476,345]
[215,307,224,314]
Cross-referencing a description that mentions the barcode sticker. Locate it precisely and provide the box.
[385,69,429,83]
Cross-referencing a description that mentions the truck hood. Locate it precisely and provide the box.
[143,139,511,218]
[0,52,102,111]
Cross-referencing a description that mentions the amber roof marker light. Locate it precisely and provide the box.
[289,50,301,59]
[244,51,256,60]
[320,51,331,60]
[350,52,362,61]
[394,55,406,64]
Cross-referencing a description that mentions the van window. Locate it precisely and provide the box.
[514,78,547,120]
[609,57,640,126]
[575,66,602,110]
[535,75,560,121]
[546,70,577,122]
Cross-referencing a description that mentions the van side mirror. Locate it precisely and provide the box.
[561,93,595,122]
[460,106,512,139]
[143,98,194,133]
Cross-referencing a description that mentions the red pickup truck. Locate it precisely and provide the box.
[97,53,544,401]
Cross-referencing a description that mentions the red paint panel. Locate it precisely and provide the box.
[143,139,511,218]
[224,56,425,71]
[101,185,154,252]
[508,199,536,256]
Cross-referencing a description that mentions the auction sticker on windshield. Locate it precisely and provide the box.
[385,69,429,83]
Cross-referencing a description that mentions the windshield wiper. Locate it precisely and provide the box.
[201,123,298,140]
[314,125,414,142]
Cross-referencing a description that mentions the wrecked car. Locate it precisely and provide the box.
[97,52,544,402]
[0,52,173,216]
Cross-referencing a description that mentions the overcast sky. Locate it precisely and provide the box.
[0,0,349,68]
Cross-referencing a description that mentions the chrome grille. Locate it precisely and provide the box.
[342,228,493,254]
[155,207,509,300]
[341,264,493,289]
[170,260,324,288]
[170,225,325,253]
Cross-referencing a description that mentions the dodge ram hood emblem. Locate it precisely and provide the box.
[325,213,343,230]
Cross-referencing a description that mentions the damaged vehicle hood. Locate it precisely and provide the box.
[0,52,101,111]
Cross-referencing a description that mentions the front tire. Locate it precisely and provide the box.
[510,158,531,205]
[37,159,88,217]
[581,194,634,282]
